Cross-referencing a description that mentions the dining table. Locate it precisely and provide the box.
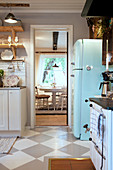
[39,87,64,110]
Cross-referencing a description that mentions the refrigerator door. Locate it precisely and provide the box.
[73,39,83,138]
[80,39,105,140]
[73,69,82,138]
[74,39,83,69]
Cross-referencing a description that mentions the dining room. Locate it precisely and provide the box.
[35,30,68,126]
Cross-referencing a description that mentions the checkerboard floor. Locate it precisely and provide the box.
[0,126,90,170]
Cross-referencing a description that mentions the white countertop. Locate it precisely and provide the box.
[0,86,26,90]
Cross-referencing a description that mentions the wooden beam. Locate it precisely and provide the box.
[0,3,30,7]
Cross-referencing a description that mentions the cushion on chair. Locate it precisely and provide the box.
[35,94,50,99]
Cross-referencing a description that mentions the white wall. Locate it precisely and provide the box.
[0,13,88,125]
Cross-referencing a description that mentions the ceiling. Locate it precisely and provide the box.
[35,31,67,52]
[0,0,86,13]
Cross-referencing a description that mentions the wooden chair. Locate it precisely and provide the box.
[57,89,67,111]
[35,87,50,110]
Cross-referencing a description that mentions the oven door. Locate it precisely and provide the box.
[90,102,106,170]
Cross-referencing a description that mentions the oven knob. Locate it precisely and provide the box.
[89,137,92,141]
[89,104,93,107]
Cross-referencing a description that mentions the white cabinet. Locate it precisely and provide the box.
[0,90,8,130]
[0,88,27,136]
[9,90,20,130]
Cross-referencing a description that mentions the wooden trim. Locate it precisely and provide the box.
[35,51,67,54]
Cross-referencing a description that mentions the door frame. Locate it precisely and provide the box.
[30,25,73,128]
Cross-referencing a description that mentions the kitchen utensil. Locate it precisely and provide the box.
[99,81,111,97]
[8,63,15,72]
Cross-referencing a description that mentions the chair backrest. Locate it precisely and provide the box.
[35,86,39,95]
[62,87,67,95]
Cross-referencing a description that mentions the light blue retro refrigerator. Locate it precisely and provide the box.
[72,39,105,140]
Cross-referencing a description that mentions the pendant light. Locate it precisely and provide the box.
[4,12,17,23]
[53,63,59,68]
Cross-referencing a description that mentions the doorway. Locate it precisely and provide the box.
[30,25,73,128]
[35,30,68,126]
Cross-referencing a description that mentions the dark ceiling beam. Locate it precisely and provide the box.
[81,0,113,17]
[53,32,59,50]
[0,3,30,7]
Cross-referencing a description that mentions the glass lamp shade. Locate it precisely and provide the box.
[4,13,17,23]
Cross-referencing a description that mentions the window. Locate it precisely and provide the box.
[37,54,67,87]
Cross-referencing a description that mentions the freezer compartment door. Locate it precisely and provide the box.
[73,70,82,138]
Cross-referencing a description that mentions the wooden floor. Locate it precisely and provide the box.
[35,115,67,126]
[49,158,96,170]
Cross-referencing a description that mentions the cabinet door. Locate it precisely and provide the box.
[9,90,20,130]
[0,90,8,130]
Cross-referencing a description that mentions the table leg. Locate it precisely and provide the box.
[52,92,56,110]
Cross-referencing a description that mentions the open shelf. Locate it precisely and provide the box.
[0,59,24,62]
[0,26,24,60]
[0,26,24,32]
[0,44,24,48]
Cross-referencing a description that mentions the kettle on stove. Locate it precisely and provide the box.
[99,81,111,97]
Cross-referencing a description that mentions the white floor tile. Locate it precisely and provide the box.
[0,151,35,169]
[23,129,40,137]
[41,138,70,150]
[81,151,90,157]
[73,140,90,149]
[13,139,38,150]
[42,129,67,137]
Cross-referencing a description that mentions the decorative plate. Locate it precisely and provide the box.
[2,75,20,87]
[1,50,13,60]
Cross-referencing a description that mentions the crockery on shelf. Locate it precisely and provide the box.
[1,49,13,60]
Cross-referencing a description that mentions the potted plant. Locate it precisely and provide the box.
[0,69,4,87]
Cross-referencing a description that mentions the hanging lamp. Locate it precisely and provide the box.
[53,63,59,68]
[4,12,17,23]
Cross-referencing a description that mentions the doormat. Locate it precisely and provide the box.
[0,137,17,154]
[48,158,96,170]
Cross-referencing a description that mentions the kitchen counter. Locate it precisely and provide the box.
[0,86,26,90]
[89,97,113,111]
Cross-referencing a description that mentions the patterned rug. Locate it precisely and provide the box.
[48,158,96,170]
[0,137,17,154]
